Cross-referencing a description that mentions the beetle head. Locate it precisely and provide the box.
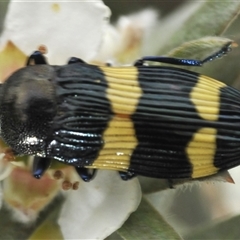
[0,65,57,156]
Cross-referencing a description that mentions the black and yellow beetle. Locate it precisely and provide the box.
[0,42,239,182]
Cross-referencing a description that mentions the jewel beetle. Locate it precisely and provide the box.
[0,42,239,182]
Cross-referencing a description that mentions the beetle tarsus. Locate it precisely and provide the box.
[32,156,52,179]
[201,42,232,64]
[119,171,136,180]
[167,179,175,189]
[134,59,144,66]
[75,167,97,182]
[26,51,48,66]
[67,57,85,64]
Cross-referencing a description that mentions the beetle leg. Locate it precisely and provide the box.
[134,41,232,66]
[26,51,48,66]
[167,179,175,189]
[67,57,85,64]
[75,167,97,182]
[119,171,136,181]
[32,156,52,179]
[134,57,204,67]
[26,45,48,66]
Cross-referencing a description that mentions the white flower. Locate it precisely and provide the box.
[0,1,142,239]
[94,9,159,65]
[0,0,111,65]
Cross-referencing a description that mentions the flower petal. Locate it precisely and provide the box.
[3,167,60,223]
[95,9,158,65]
[0,41,26,82]
[0,1,111,64]
[58,170,141,240]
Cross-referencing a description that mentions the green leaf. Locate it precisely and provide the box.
[163,36,240,87]
[138,170,233,194]
[153,1,240,87]
[160,1,240,54]
[138,177,171,194]
[0,194,64,240]
[185,215,240,240]
[28,205,64,240]
[162,36,237,83]
[167,37,234,60]
[0,205,34,240]
[27,194,65,240]
[197,15,240,86]
[113,197,182,240]
[0,1,9,34]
